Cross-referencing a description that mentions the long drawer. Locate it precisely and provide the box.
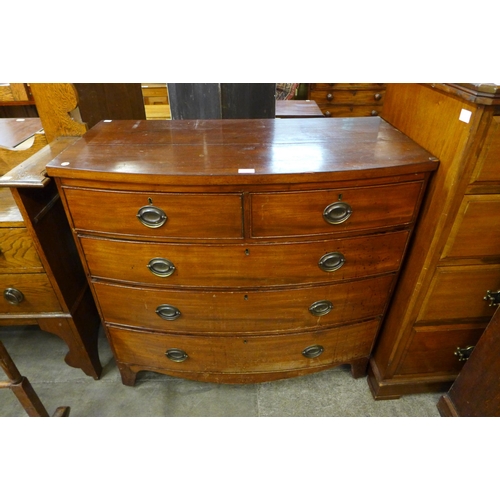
[0,228,44,273]
[250,181,424,237]
[108,319,381,375]
[63,187,244,239]
[82,231,409,287]
[0,273,61,314]
[94,274,395,333]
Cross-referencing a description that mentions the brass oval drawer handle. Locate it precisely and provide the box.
[302,345,324,359]
[3,288,24,305]
[318,252,345,272]
[156,304,181,321]
[165,348,188,362]
[147,258,176,277]
[137,204,167,228]
[309,300,333,317]
[323,201,352,225]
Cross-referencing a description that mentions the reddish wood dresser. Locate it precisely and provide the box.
[46,118,437,386]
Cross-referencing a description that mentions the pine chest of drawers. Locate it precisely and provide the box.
[46,117,437,386]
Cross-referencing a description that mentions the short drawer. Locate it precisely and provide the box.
[0,273,61,314]
[63,187,243,239]
[83,231,408,287]
[310,89,385,105]
[417,264,500,323]
[251,182,423,237]
[0,228,44,273]
[108,318,381,375]
[94,274,395,333]
[397,324,485,376]
[442,195,500,260]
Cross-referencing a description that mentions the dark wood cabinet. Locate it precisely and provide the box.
[46,117,437,386]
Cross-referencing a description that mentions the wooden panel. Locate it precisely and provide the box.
[470,116,500,184]
[397,324,485,376]
[251,181,423,237]
[220,84,276,119]
[94,274,393,334]
[29,84,87,143]
[0,117,42,149]
[108,319,380,375]
[83,231,408,287]
[73,83,146,129]
[417,264,500,322]
[64,188,243,239]
[0,228,43,273]
[438,305,500,416]
[0,273,61,314]
[167,83,222,119]
[442,195,500,260]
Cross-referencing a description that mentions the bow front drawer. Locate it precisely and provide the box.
[108,319,381,378]
[63,187,244,239]
[250,181,424,237]
[82,231,409,286]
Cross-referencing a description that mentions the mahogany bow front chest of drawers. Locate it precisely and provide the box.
[46,117,437,386]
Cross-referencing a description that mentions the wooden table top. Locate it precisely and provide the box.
[275,100,323,118]
[46,117,438,186]
[0,118,43,149]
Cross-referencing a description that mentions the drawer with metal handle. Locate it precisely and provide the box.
[250,180,424,237]
[107,318,381,379]
[63,187,244,239]
[93,273,395,333]
[0,273,62,314]
[82,230,408,287]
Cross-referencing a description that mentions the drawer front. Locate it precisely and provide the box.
[251,182,423,238]
[108,319,381,374]
[471,116,500,183]
[94,274,394,333]
[310,84,386,91]
[310,89,385,105]
[397,324,485,376]
[417,264,500,322]
[0,228,44,273]
[318,105,382,118]
[0,273,61,314]
[83,231,408,287]
[442,195,500,260]
[63,187,243,239]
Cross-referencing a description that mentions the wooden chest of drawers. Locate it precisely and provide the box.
[46,117,437,386]
[308,84,386,117]
[369,83,500,399]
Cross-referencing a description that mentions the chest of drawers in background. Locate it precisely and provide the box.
[369,83,500,399]
[46,118,437,386]
[308,84,386,117]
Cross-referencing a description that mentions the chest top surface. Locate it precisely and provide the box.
[45,117,437,185]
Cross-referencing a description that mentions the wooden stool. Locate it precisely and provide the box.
[0,339,70,417]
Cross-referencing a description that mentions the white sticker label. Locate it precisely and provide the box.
[459,109,472,123]
[238,168,255,174]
